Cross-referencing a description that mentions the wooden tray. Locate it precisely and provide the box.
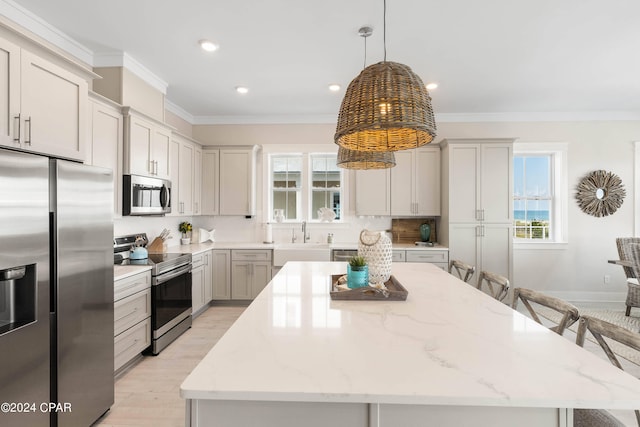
[330,274,408,301]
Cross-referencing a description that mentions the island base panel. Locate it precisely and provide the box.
[186,399,570,427]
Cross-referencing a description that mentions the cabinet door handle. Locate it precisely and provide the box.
[481,209,485,221]
[195,202,199,213]
[24,116,31,145]
[155,161,159,175]
[149,160,155,175]
[13,114,20,143]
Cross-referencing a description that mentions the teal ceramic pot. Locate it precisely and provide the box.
[420,223,431,242]
[347,264,369,289]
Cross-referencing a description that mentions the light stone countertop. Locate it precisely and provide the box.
[114,264,152,281]
[168,241,448,255]
[180,261,640,409]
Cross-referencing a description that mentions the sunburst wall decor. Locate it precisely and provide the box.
[575,170,625,217]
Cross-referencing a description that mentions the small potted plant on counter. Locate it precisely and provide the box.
[179,221,192,245]
[347,256,369,289]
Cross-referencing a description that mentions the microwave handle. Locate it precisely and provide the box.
[160,185,170,208]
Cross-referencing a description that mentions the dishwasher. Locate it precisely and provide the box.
[331,249,358,262]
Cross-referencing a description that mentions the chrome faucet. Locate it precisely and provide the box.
[302,221,309,243]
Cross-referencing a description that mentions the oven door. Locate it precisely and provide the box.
[151,263,192,339]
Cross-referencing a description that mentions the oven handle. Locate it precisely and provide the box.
[153,263,192,286]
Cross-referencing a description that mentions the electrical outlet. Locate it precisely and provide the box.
[604,275,611,284]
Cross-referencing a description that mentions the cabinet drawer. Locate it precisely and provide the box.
[192,253,205,268]
[114,288,151,336]
[405,250,448,263]
[392,250,406,262]
[114,317,151,372]
[232,250,272,262]
[114,270,151,302]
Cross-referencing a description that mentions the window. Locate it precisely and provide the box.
[272,156,302,220]
[310,154,341,220]
[513,143,567,245]
[269,153,342,222]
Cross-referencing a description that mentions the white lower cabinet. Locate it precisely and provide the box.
[393,249,449,270]
[114,270,151,372]
[231,250,271,299]
[212,250,231,300]
[192,251,213,315]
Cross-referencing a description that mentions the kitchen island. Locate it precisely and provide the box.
[181,262,640,427]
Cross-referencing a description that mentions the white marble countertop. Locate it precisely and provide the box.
[181,261,640,409]
[114,264,152,281]
[170,241,448,254]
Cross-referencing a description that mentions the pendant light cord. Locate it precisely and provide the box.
[363,33,367,69]
[383,0,387,62]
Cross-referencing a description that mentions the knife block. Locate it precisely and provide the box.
[147,237,165,253]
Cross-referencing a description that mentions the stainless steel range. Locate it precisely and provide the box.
[114,234,192,355]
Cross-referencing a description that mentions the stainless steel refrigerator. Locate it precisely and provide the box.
[0,148,114,426]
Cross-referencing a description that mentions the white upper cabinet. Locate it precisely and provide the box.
[219,146,258,216]
[354,146,440,217]
[0,37,88,161]
[0,37,20,149]
[390,147,441,216]
[123,108,171,179]
[445,141,512,223]
[194,145,202,215]
[354,168,391,216]
[87,95,123,216]
[201,149,220,216]
[178,139,194,215]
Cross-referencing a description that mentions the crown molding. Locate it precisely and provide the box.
[94,51,168,94]
[0,0,94,64]
[165,100,195,123]
[192,114,339,125]
[435,111,640,122]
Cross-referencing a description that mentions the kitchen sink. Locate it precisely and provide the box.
[272,243,331,267]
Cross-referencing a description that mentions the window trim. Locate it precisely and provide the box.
[513,142,568,249]
[264,145,345,224]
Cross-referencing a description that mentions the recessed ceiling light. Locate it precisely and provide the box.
[328,84,341,92]
[235,86,249,94]
[199,39,219,52]
[426,82,438,90]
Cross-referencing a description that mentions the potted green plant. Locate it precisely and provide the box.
[179,221,192,245]
[347,256,369,289]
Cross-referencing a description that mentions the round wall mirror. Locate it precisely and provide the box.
[575,170,625,217]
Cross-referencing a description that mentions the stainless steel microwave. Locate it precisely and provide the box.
[123,174,171,216]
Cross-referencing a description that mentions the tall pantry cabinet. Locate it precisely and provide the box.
[440,138,515,281]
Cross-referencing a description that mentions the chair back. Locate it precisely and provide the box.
[576,315,640,426]
[448,259,476,283]
[476,271,510,301]
[511,288,579,335]
[616,237,640,279]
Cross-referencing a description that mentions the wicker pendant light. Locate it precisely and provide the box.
[334,0,437,152]
[337,146,396,169]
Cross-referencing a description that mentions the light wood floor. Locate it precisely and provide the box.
[95,306,246,427]
[95,304,640,427]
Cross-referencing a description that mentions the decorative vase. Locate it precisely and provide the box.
[420,223,431,242]
[181,232,191,245]
[347,264,369,289]
[358,229,392,284]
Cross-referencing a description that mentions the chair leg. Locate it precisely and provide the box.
[626,305,631,316]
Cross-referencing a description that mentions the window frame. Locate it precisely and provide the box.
[513,142,568,249]
[266,150,344,224]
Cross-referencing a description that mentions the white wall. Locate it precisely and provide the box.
[190,120,640,303]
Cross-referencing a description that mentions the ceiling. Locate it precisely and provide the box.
[7,0,640,124]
